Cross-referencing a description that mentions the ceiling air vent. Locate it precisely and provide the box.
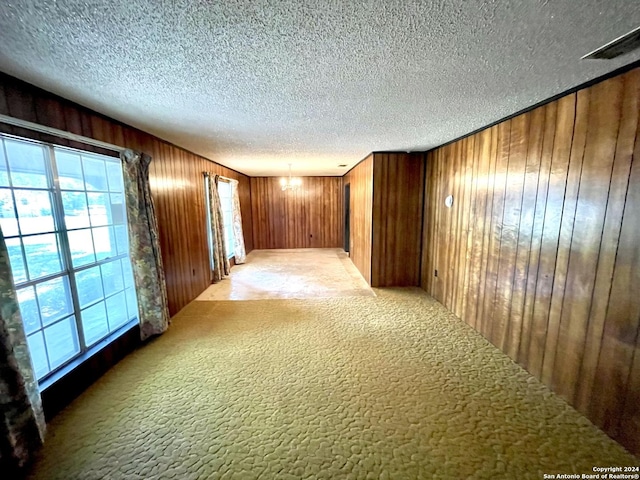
[582,25,640,60]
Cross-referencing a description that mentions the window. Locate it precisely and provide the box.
[218,180,234,259]
[0,134,138,382]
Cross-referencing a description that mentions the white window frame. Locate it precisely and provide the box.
[0,133,139,383]
[217,179,234,260]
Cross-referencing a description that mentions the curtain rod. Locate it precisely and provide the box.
[202,172,234,182]
[0,113,124,153]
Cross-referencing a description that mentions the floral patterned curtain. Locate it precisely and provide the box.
[206,174,230,282]
[121,150,170,341]
[0,227,46,473]
[229,179,246,264]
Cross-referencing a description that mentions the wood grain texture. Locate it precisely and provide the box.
[0,72,253,316]
[527,94,576,379]
[421,67,640,455]
[250,176,343,249]
[371,153,424,287]
[344,155,374,284]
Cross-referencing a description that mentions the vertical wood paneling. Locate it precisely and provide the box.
[524,94,576,378]
[238,175,254,253]
[371,152,425,287]
[344,155,373,284]
[421,157,435,293]
[446,141,461,309]
[540,88,589,387]
[552,77,624,400]
[517,102,557,368]
[476,127,500,337]
[0,73,253,315]
[4,79,40,140]
[480,121,510,341]
[426,148,442,297]
[461,128,492,331]
[250,176,343,250]
[505,108,544,359]
[421,67,640,455]
[492,115,528,351]
[460,136,478,323]
[576,73,639,415]
[589,97,640,440]
[440,146,454,307]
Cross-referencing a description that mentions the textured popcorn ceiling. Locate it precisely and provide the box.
[0,1,639,176]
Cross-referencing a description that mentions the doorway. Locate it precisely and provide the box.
[344,183,350,253]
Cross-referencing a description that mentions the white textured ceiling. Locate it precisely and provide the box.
[0,1,639,176]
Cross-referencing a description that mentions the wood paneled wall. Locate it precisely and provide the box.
[0,73,253,316]
[146,145,252,316]
[344,155,374,284]
[250,176,343,249]
[371,153,424,287]
[421,68,640,454]
[343,153,425,287]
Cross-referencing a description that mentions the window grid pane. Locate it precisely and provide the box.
[93,226,117,261]
[0,187,19,236]
[4,139,48,189]
[81,301,109,346]
[1,134,139,382]
[44,316,80,370]
[17,286,41,335]
[23,233,64,280]
[36,275,74,327]
[14,189,56,235]
[61,191,91,229]
[26,331,50,379]
[0,143,9,186]
[6,237,27,284]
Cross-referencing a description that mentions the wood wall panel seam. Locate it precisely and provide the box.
[508,108,546,360]
[489,120,514,345]
[541,89,589,387]
[518,102,558,368]
[500,114,529,357]
[528,93,577,378]
[555,78,626,403]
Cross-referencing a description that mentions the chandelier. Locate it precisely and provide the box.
[280,163,302,191]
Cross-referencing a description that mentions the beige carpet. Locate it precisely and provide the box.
[196,249,375,300]
[29,289,636,479]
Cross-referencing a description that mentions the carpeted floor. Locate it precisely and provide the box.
[196,249,375,301]
[28,288,636,479]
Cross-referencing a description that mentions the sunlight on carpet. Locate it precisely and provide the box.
[196,249,375,300]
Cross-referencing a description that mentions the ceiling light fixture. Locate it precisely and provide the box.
[280,163,302,191]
